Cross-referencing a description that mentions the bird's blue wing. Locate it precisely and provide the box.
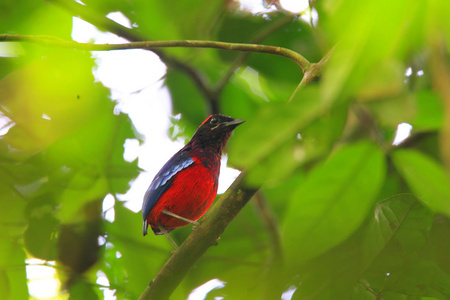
[142,150,194,224]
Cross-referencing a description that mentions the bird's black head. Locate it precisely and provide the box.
[188,114,245,153]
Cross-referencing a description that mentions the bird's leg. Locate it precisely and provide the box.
[157,224,178,249]
[162,209,200,225]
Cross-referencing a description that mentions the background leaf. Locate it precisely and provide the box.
[391,149,450,217]
[283,141,386,263]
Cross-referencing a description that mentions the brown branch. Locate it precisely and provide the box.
[138,172,258,300]
[0,34,311,73]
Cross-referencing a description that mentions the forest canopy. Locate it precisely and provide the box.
[0,0,449,299]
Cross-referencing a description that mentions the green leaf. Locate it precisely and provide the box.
[384,261,450,299]
[24,212,59,261]
[391,149,450,216]
[0,271,9,299]
[0,238,28,300]
[291,225,367,300]
[104,202,171,299]
[411,90,444,131]
[0,50,108,160]
[69,279,100,300]
[430,215,450,273]
[320,0,426,103]
[362,195,432,269]
[283,141,386,263]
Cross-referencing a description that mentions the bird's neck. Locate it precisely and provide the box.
[186,139,226,170]
[188,133,231,155]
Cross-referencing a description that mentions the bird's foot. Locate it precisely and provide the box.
[157,224,178,249]
[162,210,199,225]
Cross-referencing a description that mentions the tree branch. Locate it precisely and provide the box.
[0,34,311,73]
[138,172,258,300]
[288,45,335,102]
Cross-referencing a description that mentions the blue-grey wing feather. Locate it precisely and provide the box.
[142,152,194,222]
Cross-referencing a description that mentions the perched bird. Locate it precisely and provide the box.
[142,114,244,247]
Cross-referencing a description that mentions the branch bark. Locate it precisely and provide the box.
[138,172,258,300]
[0,34,311,73]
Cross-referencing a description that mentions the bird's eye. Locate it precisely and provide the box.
[210,117,219,125]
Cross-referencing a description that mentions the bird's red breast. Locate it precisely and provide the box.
[145,155,219,232]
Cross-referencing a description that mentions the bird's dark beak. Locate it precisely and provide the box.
[224,119,245,129]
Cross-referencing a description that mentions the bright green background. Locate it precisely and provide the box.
[0,0,449,299]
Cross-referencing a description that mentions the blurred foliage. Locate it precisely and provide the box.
[0,0,449,299]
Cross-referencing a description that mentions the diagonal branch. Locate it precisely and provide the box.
[0,34,311,73]
[138,172,258,300]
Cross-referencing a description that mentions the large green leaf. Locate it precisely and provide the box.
[362,195,431,268]
[291,225,367,300]
[357,195,450,299]
[383,261,450,299]
[391,149,450,217]
[283,141,386,263]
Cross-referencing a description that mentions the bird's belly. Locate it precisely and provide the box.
[147,163,218,230]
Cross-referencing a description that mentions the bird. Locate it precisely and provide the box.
[142,114,245,247]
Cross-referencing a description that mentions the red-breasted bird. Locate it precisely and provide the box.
[142,114,244,247]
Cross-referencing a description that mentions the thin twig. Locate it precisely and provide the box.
[0,34,311,72]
